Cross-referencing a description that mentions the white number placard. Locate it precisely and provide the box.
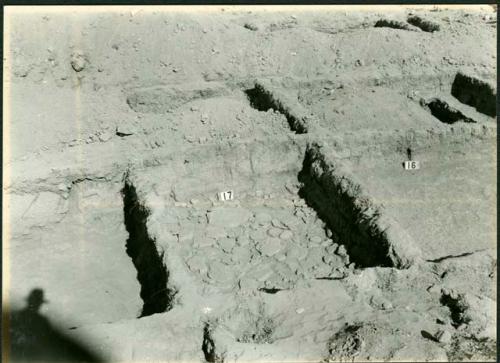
[403,161,420,170]
[218,190,234,201]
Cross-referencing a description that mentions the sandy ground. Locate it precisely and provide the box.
[3,5,497,363]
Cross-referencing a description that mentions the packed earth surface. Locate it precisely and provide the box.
[3,5,497,362]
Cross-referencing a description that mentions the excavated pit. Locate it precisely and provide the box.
[407,15,440,32]
[234,303,278,345]
[122,177,176,317]
[440,291,470,328]
[202,323,223,363]
[424,98,476,124]
[327,324,364,361]
[374,19,411,30]
[298,146,393,268]
[245,84,308,134]
[451,72,496,117]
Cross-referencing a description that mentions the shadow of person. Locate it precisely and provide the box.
[8,288,103,362]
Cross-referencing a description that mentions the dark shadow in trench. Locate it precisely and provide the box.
[121,178,176,317]
[297,146,393,268]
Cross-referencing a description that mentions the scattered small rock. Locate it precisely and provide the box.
[57,183,69,192]
[257,238,282,256]
[218,237,236,253]
[337,245,348,257]
[70,52,87,72]
[271,219,284,228]
[313,263,334,278]
[115,125,134,137]
[274,253,287,262]
[279,230,293,240]
[187,255,207,274]
[309,236,323,245]
[322,254,343,266]
[435,329,452,344]
[267,227,282,238]
[97,131,113,142]
[325,243,338,254]
[285,182,299,194]
[293,199,305,207]
[208,261,232,282]
[244,22,259,31]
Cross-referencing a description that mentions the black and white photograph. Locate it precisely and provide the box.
[2,4,497,362]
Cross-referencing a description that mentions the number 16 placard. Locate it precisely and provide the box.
[403,161,420,170]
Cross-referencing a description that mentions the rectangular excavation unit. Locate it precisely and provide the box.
[122,176,176,317]
[451,72,496,117]
[245,83,309,134]
[298,145,394,268]
[423,98,477,124]
[407,15,440,32]
[374,19,411,30]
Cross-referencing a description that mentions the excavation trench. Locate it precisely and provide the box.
[122,177,176,317]
[424,98,476,124]
[245,84,308,134]
[407,15,440,32]
[297,145,393,268]
[202,323,224,363]
[374,19,411,30]
[451,72,496,117]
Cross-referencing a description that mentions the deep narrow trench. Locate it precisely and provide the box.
[245,83,308,134]
[122,176,176,317]
[451,72,496,117]
[297,145,393,268]
[424,98,476,124]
